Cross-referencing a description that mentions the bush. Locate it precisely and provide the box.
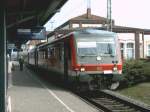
[122,59,148,86]
[142,63,150,80]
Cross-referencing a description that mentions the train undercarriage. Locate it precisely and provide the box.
[70,73,121,92]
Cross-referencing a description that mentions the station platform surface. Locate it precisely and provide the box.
[8,61,101,112]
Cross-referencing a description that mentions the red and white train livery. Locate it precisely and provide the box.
[27,29,122,90]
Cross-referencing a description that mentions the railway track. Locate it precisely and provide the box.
[79,90,150,112]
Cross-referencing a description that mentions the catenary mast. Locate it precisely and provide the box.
[107,0,112,31]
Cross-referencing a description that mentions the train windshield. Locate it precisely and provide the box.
[97,42,115,56]
[77,42,97,56]
[77,38,115,57]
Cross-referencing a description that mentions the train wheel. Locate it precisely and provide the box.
[110,82,120,90]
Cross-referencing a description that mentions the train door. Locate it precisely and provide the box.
[63,39,71,83]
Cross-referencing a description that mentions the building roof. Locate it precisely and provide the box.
[55,8,114,30]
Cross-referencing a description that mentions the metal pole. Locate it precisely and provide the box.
[0,1,6,112]
[87,0,91,9]
[107,0,112,31]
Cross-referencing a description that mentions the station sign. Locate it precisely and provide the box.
[7,43,15,49]
[17,26,47,40]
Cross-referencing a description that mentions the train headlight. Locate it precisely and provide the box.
[113,67,118,71]
[80,67,85,72]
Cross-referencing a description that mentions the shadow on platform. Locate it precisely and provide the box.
[10,63,67,92]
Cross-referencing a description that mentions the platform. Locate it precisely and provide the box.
[7,61,101,112]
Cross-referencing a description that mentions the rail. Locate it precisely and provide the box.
[78,90,150,112]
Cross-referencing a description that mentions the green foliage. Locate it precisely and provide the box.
[142,63,150,80]
[122,59,150,87]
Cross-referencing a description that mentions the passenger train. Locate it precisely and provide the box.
[27,29,122,90]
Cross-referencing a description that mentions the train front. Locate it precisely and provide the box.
[73,30,122,90]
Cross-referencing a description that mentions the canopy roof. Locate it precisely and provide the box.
[6,0,67,44]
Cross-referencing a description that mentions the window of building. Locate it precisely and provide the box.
[147,44,150,56]
[72,24,79,28]
[127,43,134,48]
[126,43,134,59]
[120,43,124,49]
[82,24,102,27]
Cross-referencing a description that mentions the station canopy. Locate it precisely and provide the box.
[6,0,67,44]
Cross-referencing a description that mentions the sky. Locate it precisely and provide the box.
[44,0,150,31]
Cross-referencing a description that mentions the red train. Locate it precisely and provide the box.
[27,29,122,90]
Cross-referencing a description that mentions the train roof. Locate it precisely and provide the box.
[53,28,117,41]
[38,28,117,49]
[72,28,116,36]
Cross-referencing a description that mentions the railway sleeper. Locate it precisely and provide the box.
[101,102,121,105]
[111,109,136,112]
[93,98,119,104]
[92,99,115,103]
[92,100,123,106]
[97,99,118,103]
[106,105,130,109]
[103,103,125,107]
[106,105,137,111]
[94,97,113,101]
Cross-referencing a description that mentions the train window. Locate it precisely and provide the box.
[97,42,115,56]
[127,43,134,48]
[48,48,51,58]
[76,35,116,57]
[53,48,57,57]
[77,42,97,56]
[42,51,45,59]
[38,51,43,59]
[44,49,48,59]
[77,41,115,56]
[48,48,55,58]
[61,47,64,62]
[55,47,60,59]
[55,44,61,60]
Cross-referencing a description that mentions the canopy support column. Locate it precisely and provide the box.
[135,32,140,59]
[0,1,7,112]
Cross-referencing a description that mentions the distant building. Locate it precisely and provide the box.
[118,33,143,59]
